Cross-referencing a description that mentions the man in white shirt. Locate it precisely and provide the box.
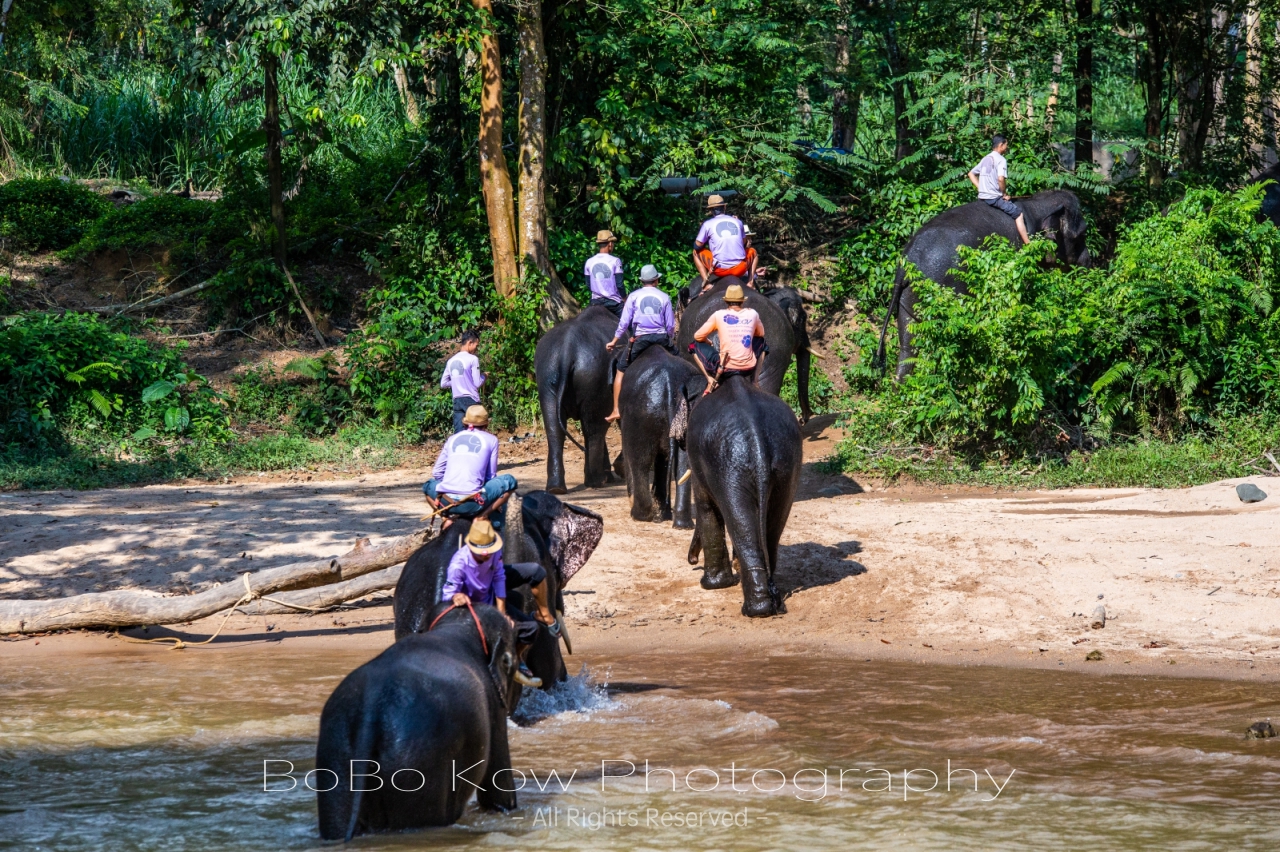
[969,135,1030,245]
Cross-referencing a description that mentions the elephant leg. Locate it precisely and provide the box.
[722,492,777,618]
[694,483,737,590]
[625,441,658,521]
[795,344,813,423]
[672,438,694,529]
[542,397,568,495]
[653,448,672,522]
[477,718,518,811]
[763,484,796,615]
[895,295,915,381]
[582,418,611,488]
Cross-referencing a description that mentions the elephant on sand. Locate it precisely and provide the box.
[877,189,1092,380]
[315,603,519,839]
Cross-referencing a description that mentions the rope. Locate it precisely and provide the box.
[112,572,327,650]
[427,599,489,657]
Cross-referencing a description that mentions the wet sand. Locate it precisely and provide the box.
[1,418,1278,680]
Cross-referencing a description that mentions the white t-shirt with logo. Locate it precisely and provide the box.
[971,151,1007,200]
[584,252,624,302]
[695,214,747,267]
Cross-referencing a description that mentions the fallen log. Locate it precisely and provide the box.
[0,528,431,635]
[240,565,403,615]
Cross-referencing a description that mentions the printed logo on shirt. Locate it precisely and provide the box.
[741,335,753,349]
[452,433,483,454]
[722,314,740,325]
[591,261,614,282]
[449,360,466,377]
[638,295,664,316]
[715,221,740,237]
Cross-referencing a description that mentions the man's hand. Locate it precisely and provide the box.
[1003,193,1011,201]
[605,338,618,351]
[451,593,470,607]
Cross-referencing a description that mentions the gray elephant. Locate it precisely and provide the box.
[535,305,620,493]
[315,603,519,840]
[618,344,706,527]
[678,372,802,617]
[675,278,813,422]
[393,491,603,695]
[876,189,1092,379]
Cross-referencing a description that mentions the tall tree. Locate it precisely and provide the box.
[471,0,519,298]
[263,52,287,268]
[1074,0,1094,169]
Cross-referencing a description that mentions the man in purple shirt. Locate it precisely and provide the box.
[604,264,675,422]
[440,331,486,434]
[440,519,552,687]
[423,405,517,529]
[583,229,625,318]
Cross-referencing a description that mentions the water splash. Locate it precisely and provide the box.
[513,664,617,723]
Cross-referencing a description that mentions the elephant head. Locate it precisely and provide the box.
[1036,192,1091,268]
[425,601,520,711]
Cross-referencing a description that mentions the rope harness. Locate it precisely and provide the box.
[114,572,329,651]
[427,598,489,658]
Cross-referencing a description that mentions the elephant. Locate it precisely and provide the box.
[678,372,802,617]
[1251,162,1280,227]
[675,277,813,422]
[393,490,603,696]
[535,305,620,494]
[876,189,1092,380]
[315,603,519,840]
[618,343,706,527]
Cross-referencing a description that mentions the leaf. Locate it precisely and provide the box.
[284,356,328,380]
[65,361,119,385]
[224,128,269,159]
[164,406,191,431]
[87,389,113,418]
[142,380,177,403]
[132,426,158,441]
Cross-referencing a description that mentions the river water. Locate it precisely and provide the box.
[2,645,1278,851]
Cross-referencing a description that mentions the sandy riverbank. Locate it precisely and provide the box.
[2,419,1277,680]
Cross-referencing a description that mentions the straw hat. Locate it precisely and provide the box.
[743,223,753,236]
[596,229,617,244]
[639,264,662,282]
[465,519,503,555]
[705,194,726,209]
[462,404,490,427]
[724,284,746,303]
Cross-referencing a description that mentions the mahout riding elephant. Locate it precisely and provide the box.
[677,372,802,617]
[877,189,1092,380]
[394,490,603,694]
[315,602,519,840]
[618,344,706,527]
[675,277,812,421]
[535,305,619,493]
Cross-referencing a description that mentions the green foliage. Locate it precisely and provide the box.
[64,194,223,263]
[0,180,111,251]
[482,276,545,430]
[228,355,353,437]
[0,312,228,447]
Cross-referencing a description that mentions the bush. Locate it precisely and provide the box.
[228,355,353,437]
[0,179,111,251]
[63,193,223,263]
[0,312,228,447]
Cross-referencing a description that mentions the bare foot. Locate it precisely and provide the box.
[535,609,556,626]
[605,411,621,422]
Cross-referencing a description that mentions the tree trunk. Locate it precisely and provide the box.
[0,0,14,54]
[518,0,579,329]
[1141,6,1166,186]
[240,565,403,615]
[885,23,912,162]
[0,529,432,634]
[263,53,287,269]
[831,19,860,151]
[472,0,520,299]
[1074,0,1094,170]
[1243,7,1261,154]
[441,47,467,192]
[394,64,420,125]
[1046,52,1062,135]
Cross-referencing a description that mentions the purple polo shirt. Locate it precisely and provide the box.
[441,351,485,400]
[584,252,624,302]
[695,214,747,266]
[615,285,674,340]
[441,546,506,604]
[431,427,499,496]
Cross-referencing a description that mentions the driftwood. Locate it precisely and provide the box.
[83,278,216,315]
[239,565,402,615]
[0,528,431,635]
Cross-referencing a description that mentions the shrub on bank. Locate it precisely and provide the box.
[0,179,111,251]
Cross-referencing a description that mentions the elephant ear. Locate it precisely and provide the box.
[551,503,604,587]
[669,395,689,443]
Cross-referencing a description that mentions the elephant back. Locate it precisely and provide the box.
[675,279,794,396]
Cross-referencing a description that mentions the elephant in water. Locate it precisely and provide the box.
[678,372,802,617]
[535,305,620,493]
[393,490,603,695]
[618,344,706,527]
[676,277,813,422]
[315,603,519,840]
[877,189,1092,380]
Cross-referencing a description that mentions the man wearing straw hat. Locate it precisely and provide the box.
[423,404,517,530]
[441,518,547,687]
[604,263,675,422]
[691,283,766,393]
[693,194,749,285]
[584,229,625,318]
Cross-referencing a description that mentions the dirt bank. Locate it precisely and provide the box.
[2,418,1277,680]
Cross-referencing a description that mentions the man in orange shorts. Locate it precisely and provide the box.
[693,195,750,286]
[691,284,766,393]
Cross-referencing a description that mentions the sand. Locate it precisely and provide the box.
[2,419,1278,679]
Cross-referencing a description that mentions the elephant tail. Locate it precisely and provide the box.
[343,696,380,842]
[872,268,906,375]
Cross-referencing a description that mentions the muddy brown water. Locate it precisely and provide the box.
[2,647,1278,851]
